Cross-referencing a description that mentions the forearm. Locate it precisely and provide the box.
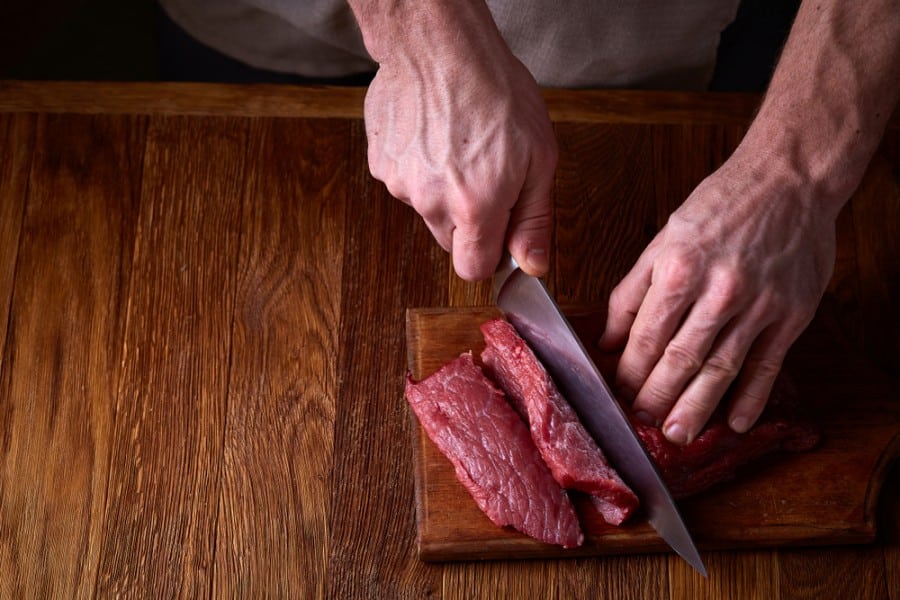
[347,1,505,66]
[739,0,900,216]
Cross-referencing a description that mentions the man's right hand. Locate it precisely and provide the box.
[351,1,557,281]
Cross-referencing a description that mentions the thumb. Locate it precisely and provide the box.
[506,165,553,277]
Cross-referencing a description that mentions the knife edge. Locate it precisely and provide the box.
[493,258,707,576]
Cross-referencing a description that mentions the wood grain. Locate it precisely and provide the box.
[0,82,767,125]
[0,113,32,365]
[405,307,900,561]
[0,85,897,598]
[95,116,247,597]
[211,118,349,596]
[778,546,889,600]
[326,120,446,599]
[0,114,144,598]
[553,122,657,303]
[667,551,778,600]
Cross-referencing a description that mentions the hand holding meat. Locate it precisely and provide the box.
[600,1,899,444]
[356,2,557,281]
[599,146,837,446]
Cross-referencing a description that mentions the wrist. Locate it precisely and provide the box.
[734,110,866,219]
[349,1,506,68]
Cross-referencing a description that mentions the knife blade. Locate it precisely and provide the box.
[493,254,706,576]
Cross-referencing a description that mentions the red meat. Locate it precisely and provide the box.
[635,376,820,498]
[480,319,639,525]
[405,352,584,548]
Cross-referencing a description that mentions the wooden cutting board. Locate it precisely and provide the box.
[405,306,900,561]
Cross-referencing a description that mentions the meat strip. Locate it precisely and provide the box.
[636,376,820,498]
[405,352,584,548]
[480,319,639,525]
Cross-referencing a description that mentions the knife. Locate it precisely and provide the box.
[493,254,707,576]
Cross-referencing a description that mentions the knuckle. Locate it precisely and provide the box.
[735,386,770,410]
[411,194,444,223]
[678,392,717,418]
[657,249,701,296]
[452,220,493,249]
[703,352,741,381]
[513,210,551,233]
[708,268,745,312]
[663,343,703,374]
[744,356,783,382]
[451,192,491,229]
[639,379,679,408]
[630,329,666,358]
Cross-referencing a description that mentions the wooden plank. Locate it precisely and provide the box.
[441,558,668,600]
[777,546,889,599]
[447,274,492,308]
[0,81,367,119]
[95,115,247,597]
[326,120,447,598]
[211,118,349,596]
[668,551,779,600]
[0,113,33,364]
[442,562,553,600]
[405,306,900,561]
[553,556,668,600]
[0,113,143,597]
[0,82,770,125]
[2,83,897,129]
[553,122,658,304]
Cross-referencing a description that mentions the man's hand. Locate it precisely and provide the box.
[601,0,900,444]
[351,2,557,280]
[599,150,836,445]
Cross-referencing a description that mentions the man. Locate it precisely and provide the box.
[160,1,900,444]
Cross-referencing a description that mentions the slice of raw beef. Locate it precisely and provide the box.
[405,352,584,548]
[480,319,640,525]
[635,376,820,498]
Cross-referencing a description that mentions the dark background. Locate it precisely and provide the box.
[1,0,160,81]
[0,0,800,91]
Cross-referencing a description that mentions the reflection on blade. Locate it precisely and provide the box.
[494,259,706,576]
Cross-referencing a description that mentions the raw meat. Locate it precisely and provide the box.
[480,319,639,525]
[636,377,820,498]
[405,352,584,548]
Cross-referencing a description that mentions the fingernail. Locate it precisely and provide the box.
[526,247,548,274]
[664,422,689,445]
[634,411,659,427]
[730,416,750,433]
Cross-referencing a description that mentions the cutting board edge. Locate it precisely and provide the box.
[417,526,878,562]
[866,431,900,527]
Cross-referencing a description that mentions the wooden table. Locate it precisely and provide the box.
[0,82,898,598]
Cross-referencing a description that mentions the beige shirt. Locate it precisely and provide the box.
[159,1,741,89]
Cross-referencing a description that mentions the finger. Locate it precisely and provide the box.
[631,270,748,424]
[507,151,556,277]
[451,215,509,281]
[417,203,454,253]
[661,315,771,444]
[410,190,457,253]
[725,318,807,433]
[597,253,654,352]
[613,252,702,401]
